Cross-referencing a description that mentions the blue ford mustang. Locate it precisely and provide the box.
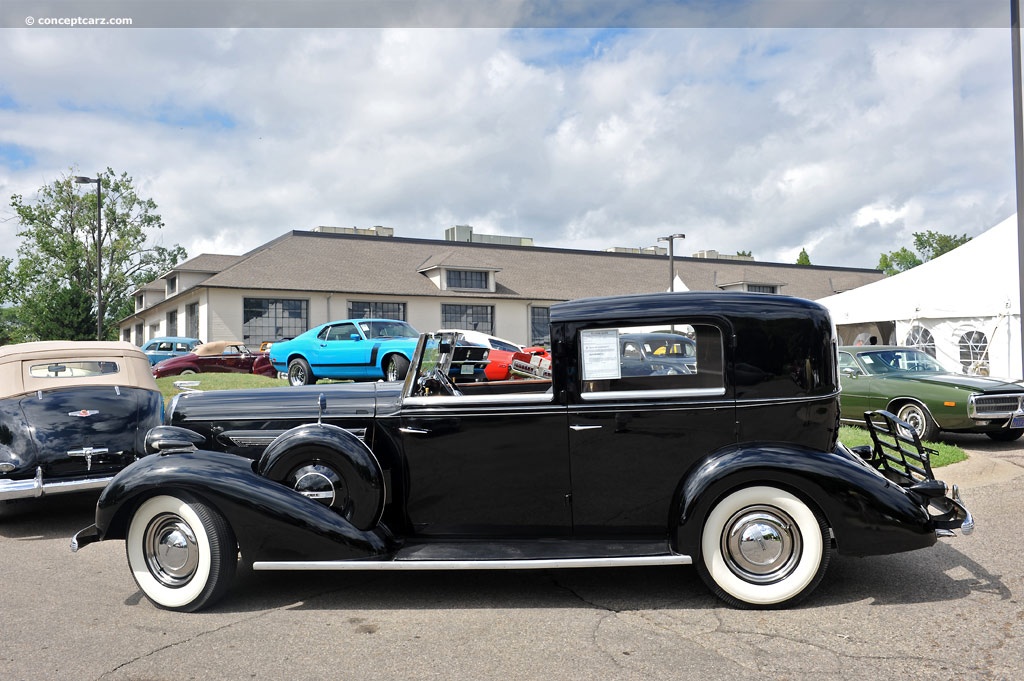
[270,318,420,385]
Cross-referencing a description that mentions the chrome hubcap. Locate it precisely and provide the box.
[722,506,800,584]
[294,470,336,505]
[144,513,199,587]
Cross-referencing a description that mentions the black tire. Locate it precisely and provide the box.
[384,354,410,382]
[696,486,831,609]
[126,494,237,612]
[986,428,1024,442]
[288,357,314,386]
[261,444,384,530]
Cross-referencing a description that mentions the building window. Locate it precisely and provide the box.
[149,323,159,339]
[166,310,178,336]
[959,330,989,375]
[530,307,550,347]
[134,323,144,346]
[441,304,494,334]
[135,294,144,311]
[122,328,131,342]
[348,301,407,320]
[747,284,778,294]
[186,302,199,339]
[905,325,936,357]
[166,276,177,295]
[446,270,488,290]
[242,298,308,347]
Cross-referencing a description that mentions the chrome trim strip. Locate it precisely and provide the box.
[582,387,725,401]
[404,393,554,407]
[253,554,692,571]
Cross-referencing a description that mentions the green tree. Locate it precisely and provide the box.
[736,250,752,257]
[877,230,970,276]
[4,168,187,340]
[796,248,812,266]
[0,306,31,345]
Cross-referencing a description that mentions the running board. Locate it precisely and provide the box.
[253,539,692,571]
[253,554,692,571]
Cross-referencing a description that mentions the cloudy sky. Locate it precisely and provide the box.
[0,0,1017,270]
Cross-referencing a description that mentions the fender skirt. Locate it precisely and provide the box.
[674,443,938,558]
[87,450,393,563]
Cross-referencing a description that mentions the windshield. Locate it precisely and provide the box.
[360,321,419,339]
[857,349,950,375]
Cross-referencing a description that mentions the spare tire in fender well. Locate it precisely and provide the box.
[258,423,385,531]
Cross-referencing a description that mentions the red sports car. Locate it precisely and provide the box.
[445,330,550,381]
[152,340,277,379]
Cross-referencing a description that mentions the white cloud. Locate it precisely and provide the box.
[0,24,1015,276]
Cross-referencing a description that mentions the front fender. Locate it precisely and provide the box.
[674,442,937,558]
[90,450,392,563]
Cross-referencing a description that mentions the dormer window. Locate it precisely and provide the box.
[166,276,177,295]
[446,270,488,290]
[135,294,145,311]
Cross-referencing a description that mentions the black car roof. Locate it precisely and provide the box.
[550,291,828,324]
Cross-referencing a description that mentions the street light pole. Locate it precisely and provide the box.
[657,233,686,292]
[74,174,103,340]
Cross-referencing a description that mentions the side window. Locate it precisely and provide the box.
[838,352,858,372]
[323,323,358,341]
[579,324,725,399]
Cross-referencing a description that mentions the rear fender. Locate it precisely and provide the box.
[92,450,392,563]
[673,443,936,558]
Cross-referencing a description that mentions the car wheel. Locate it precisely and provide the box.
[895,402,938,442]
[986,428,1024,442]
[697,486,831,609]
[288,358,314,386]
[125,494,236,612]
[261,444,384,530]
[384,355,410,382]
[179,369,196,375]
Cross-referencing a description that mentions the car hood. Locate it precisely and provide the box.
[168,381,404,424]
[881,372,1024,393]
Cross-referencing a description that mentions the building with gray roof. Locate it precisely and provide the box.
[119,228,883,348]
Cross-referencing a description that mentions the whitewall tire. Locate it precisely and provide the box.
[697,486,830,608]
[126,494,236,612]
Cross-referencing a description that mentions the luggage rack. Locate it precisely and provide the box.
[857,409,973,535]
[861,409,935,485]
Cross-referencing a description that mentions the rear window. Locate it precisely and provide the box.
[29,360,121,378]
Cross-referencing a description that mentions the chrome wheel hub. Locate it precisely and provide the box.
[144,513,200,587]
[722,506,801,584]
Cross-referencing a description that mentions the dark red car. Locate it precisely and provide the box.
[151,340,277,378]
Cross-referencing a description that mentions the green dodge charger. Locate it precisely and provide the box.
[838,345,1024,442]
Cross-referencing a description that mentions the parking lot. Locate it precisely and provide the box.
[2,436,1022,681]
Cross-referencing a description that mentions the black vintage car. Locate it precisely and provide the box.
[72,292,972,612]
[0,341,164,505]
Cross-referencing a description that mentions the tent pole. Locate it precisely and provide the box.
[1012,0,1024,380]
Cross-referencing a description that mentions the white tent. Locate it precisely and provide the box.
[818,215,1022,380]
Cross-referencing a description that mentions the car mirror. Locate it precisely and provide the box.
[840,367,861,378]
[350,334,361,341]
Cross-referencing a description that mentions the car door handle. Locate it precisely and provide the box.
[569,425,603,431]
[399,427,430,435]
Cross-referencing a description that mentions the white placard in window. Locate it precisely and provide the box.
[581,329,621,381]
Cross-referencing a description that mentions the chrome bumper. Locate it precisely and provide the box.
[0,466,112,501]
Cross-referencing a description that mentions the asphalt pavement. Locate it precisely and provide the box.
[2,436,1021,681]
